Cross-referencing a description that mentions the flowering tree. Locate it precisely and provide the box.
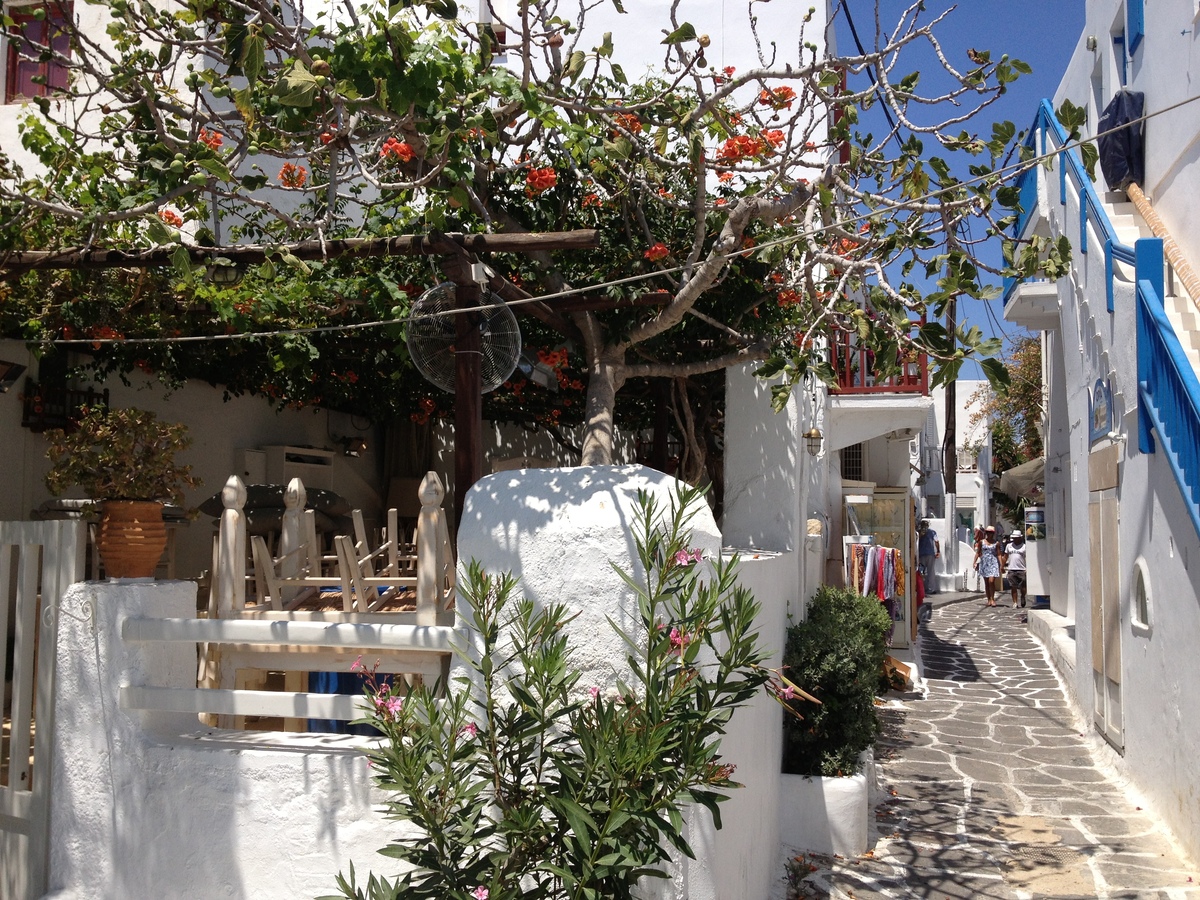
[0,0,1061,465]
[969,334,1043,516]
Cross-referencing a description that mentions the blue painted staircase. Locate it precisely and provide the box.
[1010,100,1200,538]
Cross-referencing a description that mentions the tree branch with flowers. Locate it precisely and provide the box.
[1,0,1059,470]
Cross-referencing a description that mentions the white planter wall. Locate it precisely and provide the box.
[47,581,387,900]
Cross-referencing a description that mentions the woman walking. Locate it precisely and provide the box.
[974,525,1002,606]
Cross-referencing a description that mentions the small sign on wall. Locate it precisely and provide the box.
[1089,378,1113,446]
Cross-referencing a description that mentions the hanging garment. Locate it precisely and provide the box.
[1098,90,1145,190]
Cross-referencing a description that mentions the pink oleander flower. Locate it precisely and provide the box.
[669,627,691,655]
[350,655,364,673]
[781,684,796,701]
[461,721,478,738]
[588,686,600,700]
[472,888,489,900]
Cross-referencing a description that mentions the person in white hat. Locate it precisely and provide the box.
[1004,529,1027,608]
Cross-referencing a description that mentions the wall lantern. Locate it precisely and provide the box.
[804,427,824,457]
[337,436,368,457]
[206,260,244,286]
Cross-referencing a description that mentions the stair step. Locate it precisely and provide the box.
[1113,225,1155,244]
[1101,191,1129,204]
[1167,295,1200,336]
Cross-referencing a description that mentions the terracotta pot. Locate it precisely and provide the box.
[96,500,167,579]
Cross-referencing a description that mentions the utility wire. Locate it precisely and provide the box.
[34,90,1200,348]
[836,0,903,149]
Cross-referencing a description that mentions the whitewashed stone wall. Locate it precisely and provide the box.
[46,581,385,900]
[457,465,792,900]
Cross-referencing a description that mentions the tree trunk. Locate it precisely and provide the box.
[580,351,625,465]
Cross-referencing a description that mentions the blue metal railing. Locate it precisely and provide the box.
[1012,100,1200,538]
[1004,100,1135,312]
[1136,239,1200,538]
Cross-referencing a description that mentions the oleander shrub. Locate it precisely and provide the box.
[781,585,891,777]
[327,485,769,900]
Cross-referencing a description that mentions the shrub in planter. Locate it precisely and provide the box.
[781,585,891,777]
[44,406,199,577]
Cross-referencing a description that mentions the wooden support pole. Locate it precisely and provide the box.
[0,230,600,272]
[443,256,484,536]
[1127,183,1200,315]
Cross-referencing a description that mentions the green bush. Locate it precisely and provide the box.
[781,585,891,777]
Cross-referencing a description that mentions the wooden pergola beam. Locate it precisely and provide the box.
[0,230,599,272]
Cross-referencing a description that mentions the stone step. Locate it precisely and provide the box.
[1167,294,1200,338]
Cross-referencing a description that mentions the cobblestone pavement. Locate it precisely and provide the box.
[787,597,1199,899]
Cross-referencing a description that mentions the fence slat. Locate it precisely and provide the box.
[121,615,462,650]
[120,686,373,721]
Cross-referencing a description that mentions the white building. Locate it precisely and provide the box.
[915,382,996,589]
[1004,0,1200,861]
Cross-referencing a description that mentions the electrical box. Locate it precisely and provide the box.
[261,445,335,491]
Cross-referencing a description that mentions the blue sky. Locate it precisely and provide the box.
[833,1,1086,376]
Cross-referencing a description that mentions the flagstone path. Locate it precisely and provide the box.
[786,598,1199,899]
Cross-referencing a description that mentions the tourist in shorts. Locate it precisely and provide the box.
[1005,529,1028,608]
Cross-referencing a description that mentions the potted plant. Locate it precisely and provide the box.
[44,406,200,578]
[778,584,891,856]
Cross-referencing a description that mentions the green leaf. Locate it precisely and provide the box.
[565,51,587,81]
[274,61,319,107]
[195,157,232,182]
[553,798,597,855]
[279,251,312,275]
[754,357,786,380]
[241,34,265,85]
[232,87,256,128]
[980,356,1011,389]
[146,218,175,246]
[661,22,697,45]
[170,244,195,279]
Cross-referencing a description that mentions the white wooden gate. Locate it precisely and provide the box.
[1,520,85,900]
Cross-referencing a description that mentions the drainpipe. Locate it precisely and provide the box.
[942,297,959,587]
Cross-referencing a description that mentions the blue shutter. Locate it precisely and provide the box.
[1128,0,1145,54]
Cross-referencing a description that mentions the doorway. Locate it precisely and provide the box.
[1088,488,1123,749]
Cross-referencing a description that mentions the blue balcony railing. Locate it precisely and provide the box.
[1013,99,1200,538]
[1004,100,1136,312]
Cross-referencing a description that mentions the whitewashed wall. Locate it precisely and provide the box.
[1027,0,1200,861]
[46,581,386,900]
[457,464,793,900]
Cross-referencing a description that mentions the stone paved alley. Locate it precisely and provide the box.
[787,596,1199,899]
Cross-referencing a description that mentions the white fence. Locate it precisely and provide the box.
[199,469,457,728]
[1,519,85,900]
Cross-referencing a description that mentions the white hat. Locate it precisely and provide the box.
[1011,530,1023,539]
